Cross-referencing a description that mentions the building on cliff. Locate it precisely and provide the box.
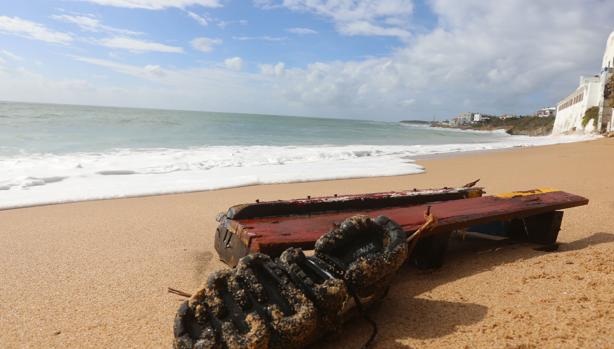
[552,31,614,134]
[535,107,557,118]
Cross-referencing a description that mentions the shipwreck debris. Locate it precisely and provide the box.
[215,186,483,266]
[174,215,412,349]
[173,185,588,348]
[214,187,587,267]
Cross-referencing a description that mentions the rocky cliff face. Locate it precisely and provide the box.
[432,116,555,136]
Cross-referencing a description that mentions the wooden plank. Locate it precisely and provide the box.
[231,191,587,257]
[226,187,483,219]
[215,186,483,267]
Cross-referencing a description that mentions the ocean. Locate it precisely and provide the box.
[0,101,594,209]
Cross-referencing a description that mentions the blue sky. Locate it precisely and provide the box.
[0,1,613,120]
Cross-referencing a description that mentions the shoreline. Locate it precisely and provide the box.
[1,138,613,348]
[0,137,599,212]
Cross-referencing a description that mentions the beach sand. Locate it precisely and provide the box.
[1,138,613,348]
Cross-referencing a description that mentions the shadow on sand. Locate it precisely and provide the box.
[317,231,614,348]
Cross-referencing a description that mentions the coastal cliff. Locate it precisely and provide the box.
[428,116,555,136]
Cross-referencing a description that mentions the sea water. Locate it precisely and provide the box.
[0,101,594,209]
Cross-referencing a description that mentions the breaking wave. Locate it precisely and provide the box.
[0,134,596,209]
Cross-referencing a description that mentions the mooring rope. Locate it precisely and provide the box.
[348,287,379,349]
[354,208,438,348]
[407,206,438,251]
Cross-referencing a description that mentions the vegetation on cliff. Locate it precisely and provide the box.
[582,106,599,128]
[399,120,431,125]
[604,73,614,108]
[431,116,555,136]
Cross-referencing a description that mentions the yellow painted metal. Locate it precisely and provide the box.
[494,188,559,198]
[467,189,483,198]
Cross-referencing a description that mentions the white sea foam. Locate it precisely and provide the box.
[402,123,511,134]
[427,125,512,135]
[0,134,596,209]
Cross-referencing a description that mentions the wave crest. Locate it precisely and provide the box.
[0,135,597,209]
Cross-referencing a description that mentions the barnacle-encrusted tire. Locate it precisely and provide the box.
[314,215,408,303]
[173,215,408,349]
[278,247,348,330]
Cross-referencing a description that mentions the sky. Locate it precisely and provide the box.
[0,0,613,121]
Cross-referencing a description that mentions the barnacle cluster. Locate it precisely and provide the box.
[174,215,407,349]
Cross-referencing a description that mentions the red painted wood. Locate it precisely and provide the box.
[227,187,482,219]
[232,191,588,255]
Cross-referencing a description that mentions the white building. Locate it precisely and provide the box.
[598,31,614,132]
[472,113,482,122]
[535,107,556,117]
[552,76,602,134]
[458,112,473,124]
[553,30,614,134]
[602,30,614,70]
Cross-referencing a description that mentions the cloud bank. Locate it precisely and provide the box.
[2,0,614,121]
[0,16,72,44]
[82,0,222,10]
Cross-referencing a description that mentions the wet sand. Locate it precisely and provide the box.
[1,138,613,348]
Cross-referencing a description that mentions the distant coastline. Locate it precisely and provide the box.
[398,119,431,125]
[0,102,593,209]
[401,115,555,136]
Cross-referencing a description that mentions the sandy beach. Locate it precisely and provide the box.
[1,138,613,348]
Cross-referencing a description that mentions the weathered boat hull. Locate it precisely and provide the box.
[176,187,589,348]
[214,188,588,267]
[215,186,483,266]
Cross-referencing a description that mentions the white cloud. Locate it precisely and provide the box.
[72,56,168,79]
[185,11,247,28]
[224,57,243,71]
[21,55,277,113]
[252,0,614,118]
[233,35,286,41]
[253,0,277,9]
[186,11,208,26]
[401,98,415,106]
[0,67,96,101]
[259,0,413,39]
[51,14,143,36]
[1,50,23,61]
[144,64,165,77]
[216,19,248,28]
[286,27,317,35]
[0,16,72,44]
[337,20,410,38]
[5,1,614,121]
[99,36,184,53]
[191,37,222,52]
[82,0,222,10]
[52,14,98,31]
[260,62,285,76]
[73,56,148,77]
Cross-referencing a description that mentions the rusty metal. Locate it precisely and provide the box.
[224,186,484,220]
[215,186,483,266]
[215,189,588,267]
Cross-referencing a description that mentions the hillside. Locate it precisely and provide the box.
[433,116,556,136]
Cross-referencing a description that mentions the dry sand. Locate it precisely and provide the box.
[1,138,613,348]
